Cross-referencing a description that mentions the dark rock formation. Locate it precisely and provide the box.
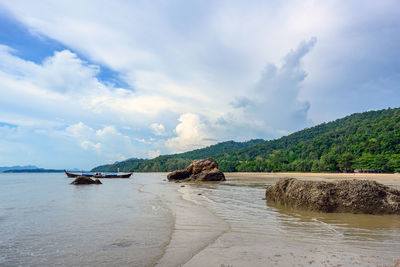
[167,170,191,181]
[71,176,102,185]
[190,168,226,181]
[167,158,225,182]
[265,178,400,214]
[186,158,219,174]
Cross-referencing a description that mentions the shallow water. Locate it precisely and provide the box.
[0,173,174,267]
[1,173,400,266]
[180,183,400,266]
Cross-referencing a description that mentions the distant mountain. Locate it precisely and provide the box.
[0,165,38,172]
[92,108,400,173]
[3,168,64,173]
[68,168,82,172]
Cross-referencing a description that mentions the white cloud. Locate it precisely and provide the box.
[65,122,94,139]
[65,122,135,162]
[218,38,316,139]
[249,37,315,132]
[0,47,178,168]
[166,113,214,153]
[34,50,99,93]
[80,140,100,150]
[0,47,180,125]
[150,123,167,136]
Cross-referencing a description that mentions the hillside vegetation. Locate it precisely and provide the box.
[91,139,263,172]
[92,108,400,173]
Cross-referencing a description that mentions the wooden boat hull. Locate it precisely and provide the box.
[93,173,132,178]
[64,170,80,178]
[64,170,132,178]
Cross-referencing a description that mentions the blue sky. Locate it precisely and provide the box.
[0,0,399,169]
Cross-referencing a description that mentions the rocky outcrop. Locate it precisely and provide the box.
[71,176,102,185]
[265,178,400,214]
[185,158,219,174]
[190,168,225,181]
[167,170,192,181]
[167,158,225,182]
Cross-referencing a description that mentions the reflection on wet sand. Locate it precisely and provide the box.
[267,201,400,230]
[179,181,400,267]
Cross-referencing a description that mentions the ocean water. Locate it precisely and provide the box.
[1,173,400,267]
[0,173,174,267]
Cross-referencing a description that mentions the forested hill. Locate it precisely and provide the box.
[91,139,263,172]
[92,107,400,173]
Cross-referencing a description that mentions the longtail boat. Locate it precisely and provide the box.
[64,170,132,178]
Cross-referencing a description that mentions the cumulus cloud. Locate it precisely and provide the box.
[150,123,167,136]
[0,46,180,167]
[0,47,98,93]
[226,38,316,138]
[35,50,100,93]
[0,47,179,124]
[65,122,135,162]
[166,113,214,153]
[65,122,94,139]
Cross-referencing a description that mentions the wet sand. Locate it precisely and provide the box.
[176,174,400,266]
[225,172,400,187]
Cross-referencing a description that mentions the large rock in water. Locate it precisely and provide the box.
[167,170,192,181]
[265,178,400,214]
[71,176,102,185]
[167,158,225,182]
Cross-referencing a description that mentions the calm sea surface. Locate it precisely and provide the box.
[1,173,400,266]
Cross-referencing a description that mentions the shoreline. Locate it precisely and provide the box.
[224,172,400,186]
[177,172,400,266]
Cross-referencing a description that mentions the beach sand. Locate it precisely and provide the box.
[225,172,400,187]
[178,172,400,266]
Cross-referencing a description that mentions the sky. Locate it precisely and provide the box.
[0,0,399,169]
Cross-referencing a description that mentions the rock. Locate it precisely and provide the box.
[71,176,102,185]
[191,168,226,181]
[167,170,191,180]
[185,158,219,174]
[265,178,400,214]
[167,158,225,182]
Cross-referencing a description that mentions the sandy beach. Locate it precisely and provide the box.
[225,172,400,186]
[177,173,400,266]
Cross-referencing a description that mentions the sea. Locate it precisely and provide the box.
[1,173,400,266]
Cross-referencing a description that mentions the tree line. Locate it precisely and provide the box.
[92,108,400,173]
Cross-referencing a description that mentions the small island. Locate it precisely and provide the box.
[2,168,64,173]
